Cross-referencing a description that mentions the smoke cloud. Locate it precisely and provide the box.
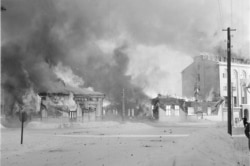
[1,0,249,115]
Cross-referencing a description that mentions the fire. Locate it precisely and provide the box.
[20,88,41,114]
[53,62,84,88]
[61,92,77,112]
[103,99,111,107]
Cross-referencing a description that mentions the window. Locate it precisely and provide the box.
[242,70,247,79]
[233,70,238,80]
[242,97,246,104]
[197,74,200,82]
[233,97,237,107]
[223,86,227,91]
[174,105,180,116]
[223,69,227,78]
[223,86,236,91]
[166,105,171,116]
[224,96,228,106]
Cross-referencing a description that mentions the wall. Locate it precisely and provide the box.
[203,105,223,121]
[182,61,196,98]
[158,106,187,122]
[201,59,220,101]
[219,62,250,107]
[182,56,220,101]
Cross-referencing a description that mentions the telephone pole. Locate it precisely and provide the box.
[222,27,236,135]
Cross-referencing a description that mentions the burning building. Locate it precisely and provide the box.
[151,94,188,121]
[151,94,225,122]
[38,86,105,121]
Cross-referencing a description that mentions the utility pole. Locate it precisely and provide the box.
[122,89,125,121]
[223,27,236,135]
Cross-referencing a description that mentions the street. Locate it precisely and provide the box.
[1,120,249,166]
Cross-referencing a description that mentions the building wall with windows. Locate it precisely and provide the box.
[182,55,250,108]
[219,62,250,107]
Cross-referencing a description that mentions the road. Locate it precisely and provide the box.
[1,121,249,166]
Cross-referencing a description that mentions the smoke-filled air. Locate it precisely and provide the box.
[1,0,249,116]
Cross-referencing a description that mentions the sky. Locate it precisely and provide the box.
[1,0,250,101]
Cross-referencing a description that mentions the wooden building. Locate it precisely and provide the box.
[39,86,105,121]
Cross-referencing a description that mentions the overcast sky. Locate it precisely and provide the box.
[1,0,250,97]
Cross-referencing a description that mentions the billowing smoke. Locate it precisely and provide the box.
[1,0,249,116]
[1,0,148,116]
[53,62,84,88]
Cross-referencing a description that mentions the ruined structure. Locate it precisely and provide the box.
[151,95,224,122]
[39,86,105,121]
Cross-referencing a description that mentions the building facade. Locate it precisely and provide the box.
[182,55,250,121]
[39,86,105,121]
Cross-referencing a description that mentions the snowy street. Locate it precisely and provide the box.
[1,121,249,166]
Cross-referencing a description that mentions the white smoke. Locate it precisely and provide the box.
[53,62,84,87]
[127,44,193,97]
[2,0,249,109]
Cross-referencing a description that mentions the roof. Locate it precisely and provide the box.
[39,85,104,97]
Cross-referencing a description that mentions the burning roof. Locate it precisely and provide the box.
[39,85,104,97]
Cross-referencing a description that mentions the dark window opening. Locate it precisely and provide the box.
[233,97,237,107]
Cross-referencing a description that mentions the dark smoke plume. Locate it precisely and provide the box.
[2,0,248,115]
[1,0,148,116]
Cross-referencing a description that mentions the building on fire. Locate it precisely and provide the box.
[151,94,223,122]
[181,54,250,123]
[39,86,105,121]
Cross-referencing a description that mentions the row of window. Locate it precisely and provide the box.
[222,69,248,79]
[223,86,236,91]
[224,96,247,106]
[165,105,180,116]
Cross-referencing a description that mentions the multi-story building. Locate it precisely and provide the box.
[182,54,250,121]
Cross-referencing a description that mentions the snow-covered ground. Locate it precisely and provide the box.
[1,120,249,166]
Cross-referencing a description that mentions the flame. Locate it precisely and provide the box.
[53,62,84,87]
[86,87,94,92]
[103,99,111,107]
[21,88,41,113]
[62,92,77,111]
